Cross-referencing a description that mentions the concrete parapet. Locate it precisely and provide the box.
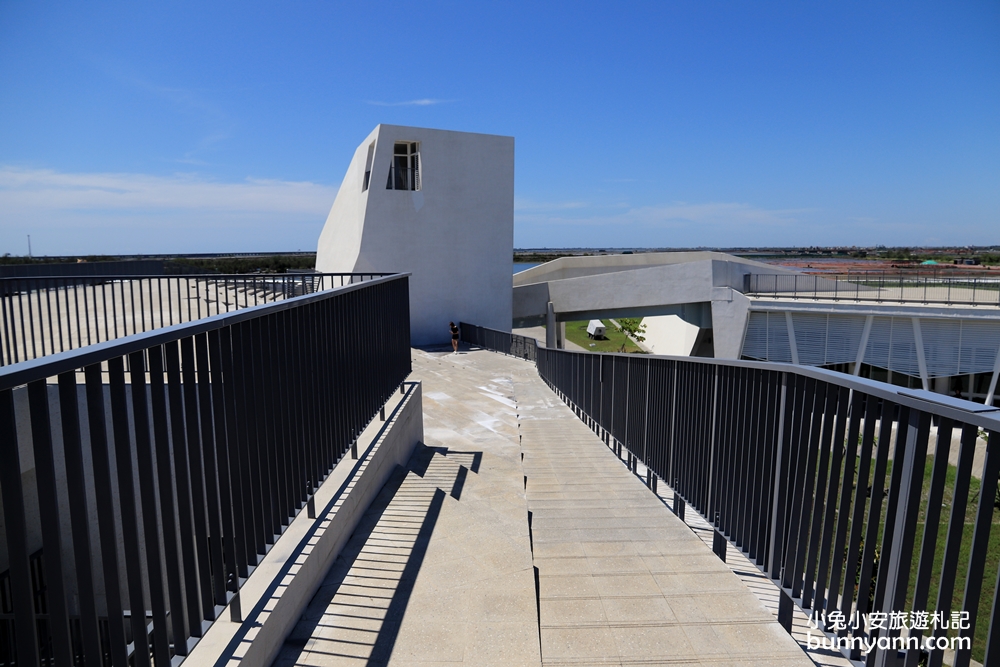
[185,382,424,667]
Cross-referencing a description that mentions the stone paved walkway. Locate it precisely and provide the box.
[273,349,815,667]
[514,368,814,666]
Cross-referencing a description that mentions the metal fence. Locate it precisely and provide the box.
[0,274,411,666]
[459,323,537,362]
[470,323,1000,667]
[746,273,1000,307]
[0,273,391,367]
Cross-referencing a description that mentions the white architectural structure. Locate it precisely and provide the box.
[317,125,514,345]
[513,252,1000,403]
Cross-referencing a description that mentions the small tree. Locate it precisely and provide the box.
[617,318,646,343]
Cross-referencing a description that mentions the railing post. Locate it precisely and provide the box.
[673,483,685,521]
[229,573,242,622]
[713,512,727,562]
[0,389,40,666]
[768,372,789,579]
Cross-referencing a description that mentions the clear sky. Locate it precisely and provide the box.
[1,1,997,255]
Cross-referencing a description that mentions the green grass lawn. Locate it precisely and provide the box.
[563,319,644,353]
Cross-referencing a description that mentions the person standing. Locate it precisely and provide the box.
[449,322,460,353]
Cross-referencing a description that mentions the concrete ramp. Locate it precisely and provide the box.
[270,349,815,666]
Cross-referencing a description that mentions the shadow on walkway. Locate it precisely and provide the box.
[273,444,481,667]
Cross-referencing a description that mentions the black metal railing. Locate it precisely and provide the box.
[0,274,411,666]
[458,323,537,362]
[746,273,1000,307]
[469,323,1000,667]
[0,273,392,366]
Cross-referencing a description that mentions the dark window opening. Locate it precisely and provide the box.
[386,142,420,190]
[362,142,376,192]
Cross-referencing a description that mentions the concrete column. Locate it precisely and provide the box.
[853,316,873,376]
[558,322,566,350]
[986,348,1000,406]
[545,302,556,349]
[784,312,799,365]
[912,318,930,391]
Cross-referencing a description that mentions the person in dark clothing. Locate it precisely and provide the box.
[449,322,460,353]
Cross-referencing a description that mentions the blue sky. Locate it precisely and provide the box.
[1,1,997,255]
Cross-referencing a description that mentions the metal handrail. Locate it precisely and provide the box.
[465,322,1000,666]
[745,273,1000,308]
[0,274,412,665]
[0,273,394,366]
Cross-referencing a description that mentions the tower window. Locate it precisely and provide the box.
[362,142,375,192]
[387,142,420,190]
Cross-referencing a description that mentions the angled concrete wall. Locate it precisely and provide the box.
[512,254,761,359]
[317,125,514,345]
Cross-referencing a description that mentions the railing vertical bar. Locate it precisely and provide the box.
[272,311,295,520]
[801,383,839,608]
[228,322,257,564]
[1,289,13,365]
[953,429,1000,667]
[767,372,792,579]
[147,347,191,656]
[127,350,172,666]
[235,321,266,562]
[195,332,227,608]
[900,416,955,666]
[847,400,893,654]
[211,328,249,585]
[165,340,206,639]
[82,363,130,666]
[810,383,850,616]
[56,371,103,667]
[180,336,216,622]
[825,389,865,615]
[73,280,84,350]
[744,369,763,559]
[19,286,33,362]
[790,381,827,599]
[878,409,934,664]
[26,379,74,665]
[55,279,67,352]
[44,279,56,355]
[927,423,979,667]
[838,392,880,637]
[251,317,281,544]
[107,356,152,667]
[780,376,812,591]
[0,387,41,666]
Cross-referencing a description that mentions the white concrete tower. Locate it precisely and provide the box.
[317,125,514,346]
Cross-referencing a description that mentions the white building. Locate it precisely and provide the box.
[513,252,1000,404]
[316,125,514,345]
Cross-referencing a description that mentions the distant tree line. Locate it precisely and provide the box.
[514,252,592,263]
[0,253,318,274]
[165,255,317,274]
[0,254,117,265]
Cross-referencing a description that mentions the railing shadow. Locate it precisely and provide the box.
[273,444,481,667]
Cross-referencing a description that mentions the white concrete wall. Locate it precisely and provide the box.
[641,315,701,356]
[711,290,751,360]
[317,125,514,345]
